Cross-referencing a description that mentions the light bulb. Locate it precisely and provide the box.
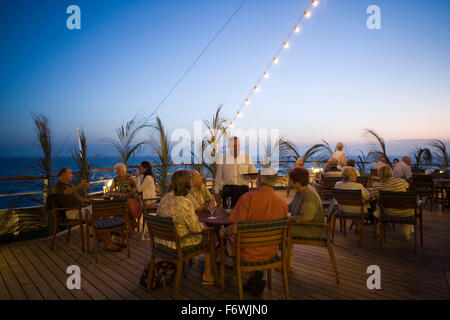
[312,0,319,7]
[245,98,250,105]
[304,10,311,18]
[263,72,269,79]
[254,85,260,92]
[229,122,234,128]
[273,57,279,64]
[237,111,243,118]
[283,41,290,49]
[294,26,300,33]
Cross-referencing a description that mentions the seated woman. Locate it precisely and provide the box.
[156,169,215,285]
[334,166,375,233]
[345,159,361,176]
[286,157,304,197]
[288,167,324,239]
[187,170,215,213]
[111,163,142,235]
[372,165,414,242]
[135,161,157,209]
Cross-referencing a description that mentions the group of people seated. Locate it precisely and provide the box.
[53,138,418,296]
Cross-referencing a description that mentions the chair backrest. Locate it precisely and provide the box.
[379,190,417,210]
[237,218,288,249]
[143,213,179,244]
[321,177,343,190]
[46,193,61,211]
[357,175,370,187]
[331,188,363,207]
[412,174,433,189]
[92,199,127,219]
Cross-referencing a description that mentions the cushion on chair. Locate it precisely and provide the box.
[382,214,415,223]
[155,240,209,260]
[95,216,126,229]
[240,255,281,267]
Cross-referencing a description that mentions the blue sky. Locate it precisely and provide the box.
[0,0,449,157]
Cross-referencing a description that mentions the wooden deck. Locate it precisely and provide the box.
[1,192,449,300]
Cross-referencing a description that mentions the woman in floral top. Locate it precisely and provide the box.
[156,169,215,285]
[111,163,142,235]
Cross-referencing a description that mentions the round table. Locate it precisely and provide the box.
[198,208,233,226]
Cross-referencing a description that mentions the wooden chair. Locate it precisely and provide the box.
[289,204,340,284]
[220,218,290,300]
[331,189,377,248]
[357,175,370,187]
[47,194,86,253]
[143,213,218,300]
[411,175,434,210]
[318,177,343,208]
[89,199,130,264]
[378,190,423,254]
[137,197,161,233]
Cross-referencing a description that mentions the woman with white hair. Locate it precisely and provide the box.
[332,142,346,170]
[111,163,142,236]
[334,166,375,234]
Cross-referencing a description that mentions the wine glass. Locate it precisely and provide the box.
[226,197,232,211]
[209,206,217,220]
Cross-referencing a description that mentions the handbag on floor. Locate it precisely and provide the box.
[139,261,177,290]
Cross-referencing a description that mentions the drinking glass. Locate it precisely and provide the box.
[226,197,232,211]
[209,207,217,220]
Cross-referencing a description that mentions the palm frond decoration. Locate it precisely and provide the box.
[71,129,100,197]
[364,129,392,166]
[149,117,172,195]
[192,105,229,179]
[430,139,449,171]
[107,113,150,165]
[356,149,369,174]
[410,147,432,170]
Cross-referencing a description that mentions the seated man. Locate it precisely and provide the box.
[345,159,360,176]
[220,167,287,296]
[322,157,342,179]
[393,156,413,181]
[187,170,216,213]
[55,168,120,251]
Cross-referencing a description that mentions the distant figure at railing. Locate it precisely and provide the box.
[187,170,216,213]
[345,159,360,176]
[112,163,142,236]
[135,161,156,209]
[286,157,305,197]
[392,158,400,169]
[373,157,387,171]
[215,136,257,208]
[393,156,413,181]
[332,142,346,170]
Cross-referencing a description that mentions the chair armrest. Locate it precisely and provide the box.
[289,221,328,227]
[179,229,210,240]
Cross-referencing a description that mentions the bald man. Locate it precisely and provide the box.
[393,156,412,180]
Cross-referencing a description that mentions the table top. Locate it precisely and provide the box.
[198,208,233,226]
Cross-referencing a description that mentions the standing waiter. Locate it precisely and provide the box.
[215,136,257,208]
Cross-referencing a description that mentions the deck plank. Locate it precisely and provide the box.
[0,248,27,299]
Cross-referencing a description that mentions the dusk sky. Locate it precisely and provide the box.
[0,0,449,157]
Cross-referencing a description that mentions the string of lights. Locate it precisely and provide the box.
[227,0,320,130]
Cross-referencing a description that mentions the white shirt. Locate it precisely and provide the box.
[332,150,345,169]
[215,152,257,194]
[136,175,156,206]
[373,161,387,170]
[392,161,412,180]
